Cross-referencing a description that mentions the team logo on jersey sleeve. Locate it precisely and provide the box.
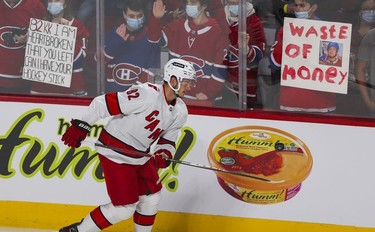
[110,63,153,86]
[0,26,26,49]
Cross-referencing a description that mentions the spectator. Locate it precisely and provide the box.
[356,28,375,117]
[269,0,337,113]
[30,0,90,96]
[319,42,342,67]
[100,0,161,92]
[0,0,45,94]
[351,0,375,56]
[222,0,266,107]
[335,0,374,116]
[148,0,229,105]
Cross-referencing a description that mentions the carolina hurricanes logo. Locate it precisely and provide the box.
[0,26,26,49]
[179,55,205,78]
[110,63,149,86]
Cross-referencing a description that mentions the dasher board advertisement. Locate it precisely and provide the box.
[0,101,374,228]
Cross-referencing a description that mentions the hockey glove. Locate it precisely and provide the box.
[61,119,91,148]
[152,149,172,169]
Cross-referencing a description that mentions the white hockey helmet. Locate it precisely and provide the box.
[163,58,196,94]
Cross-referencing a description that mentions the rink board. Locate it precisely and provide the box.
[1,100,375,231]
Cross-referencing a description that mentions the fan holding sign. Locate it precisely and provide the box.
[269,0,352,113]
[0,0,45,94]
[25,0,90,96]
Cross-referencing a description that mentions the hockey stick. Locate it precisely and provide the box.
[83,141,273,182]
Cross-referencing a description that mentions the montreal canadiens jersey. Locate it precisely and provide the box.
[0,0,45,79]
[148,16,229,100]
[81,82,188,165]
[103,25,160,92]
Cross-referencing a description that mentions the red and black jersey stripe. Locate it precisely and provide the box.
[105,92,122,115]
[98,129,150,159]
[157,137,175,148]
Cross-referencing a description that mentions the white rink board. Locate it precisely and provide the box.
[0,101,374,228]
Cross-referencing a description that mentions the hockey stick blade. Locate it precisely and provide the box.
[83,141,275,182]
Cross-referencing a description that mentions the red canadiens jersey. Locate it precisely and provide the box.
[148,16,229,100]
[81,83,188,165]
[30,18,90,95]
[270,27,336,112]
[0,0,45,86]
[225,13,266,102]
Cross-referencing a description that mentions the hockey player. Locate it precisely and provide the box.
[269,0,337,113]
[30,0,90,96]
[59,58,196,232]
[148,0,229,105]
[0,0,45,94]
[319,42,342,67]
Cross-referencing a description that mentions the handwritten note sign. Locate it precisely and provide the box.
[22,18,76,88]
[281,18,352,94]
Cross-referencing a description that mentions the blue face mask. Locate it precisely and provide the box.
[47,2,64,16]
[126,16,144,31]
[228,5,239,16]
[294,10,310,19]
[361,10,375,24]
[186,5,201,18]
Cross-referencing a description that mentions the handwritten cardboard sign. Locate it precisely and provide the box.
[22,18,76,88]
[281,18,352,94]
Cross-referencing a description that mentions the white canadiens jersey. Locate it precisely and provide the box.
[82,82,188,165]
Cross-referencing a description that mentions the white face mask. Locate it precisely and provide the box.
[186,5,201,18]
[47,2,65,16]
[126,16,144,31]
[228,5,239,16]
[294,10,310,19]
[361,10,375,24]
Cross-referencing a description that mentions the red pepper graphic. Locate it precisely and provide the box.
[243,151,283,176]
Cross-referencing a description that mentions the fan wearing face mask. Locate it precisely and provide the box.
[269,0,337,113]
[0,0,45,94]
[221,0,266,107]
[356,1,375,117]
[148,0,229,105]
[99,0,161,92]
[350,0,375,54]
[29,0,89,96]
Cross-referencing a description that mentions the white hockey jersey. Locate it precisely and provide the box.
[81,82,188,165]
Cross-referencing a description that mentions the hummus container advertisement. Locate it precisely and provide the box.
[207,126,313,204]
